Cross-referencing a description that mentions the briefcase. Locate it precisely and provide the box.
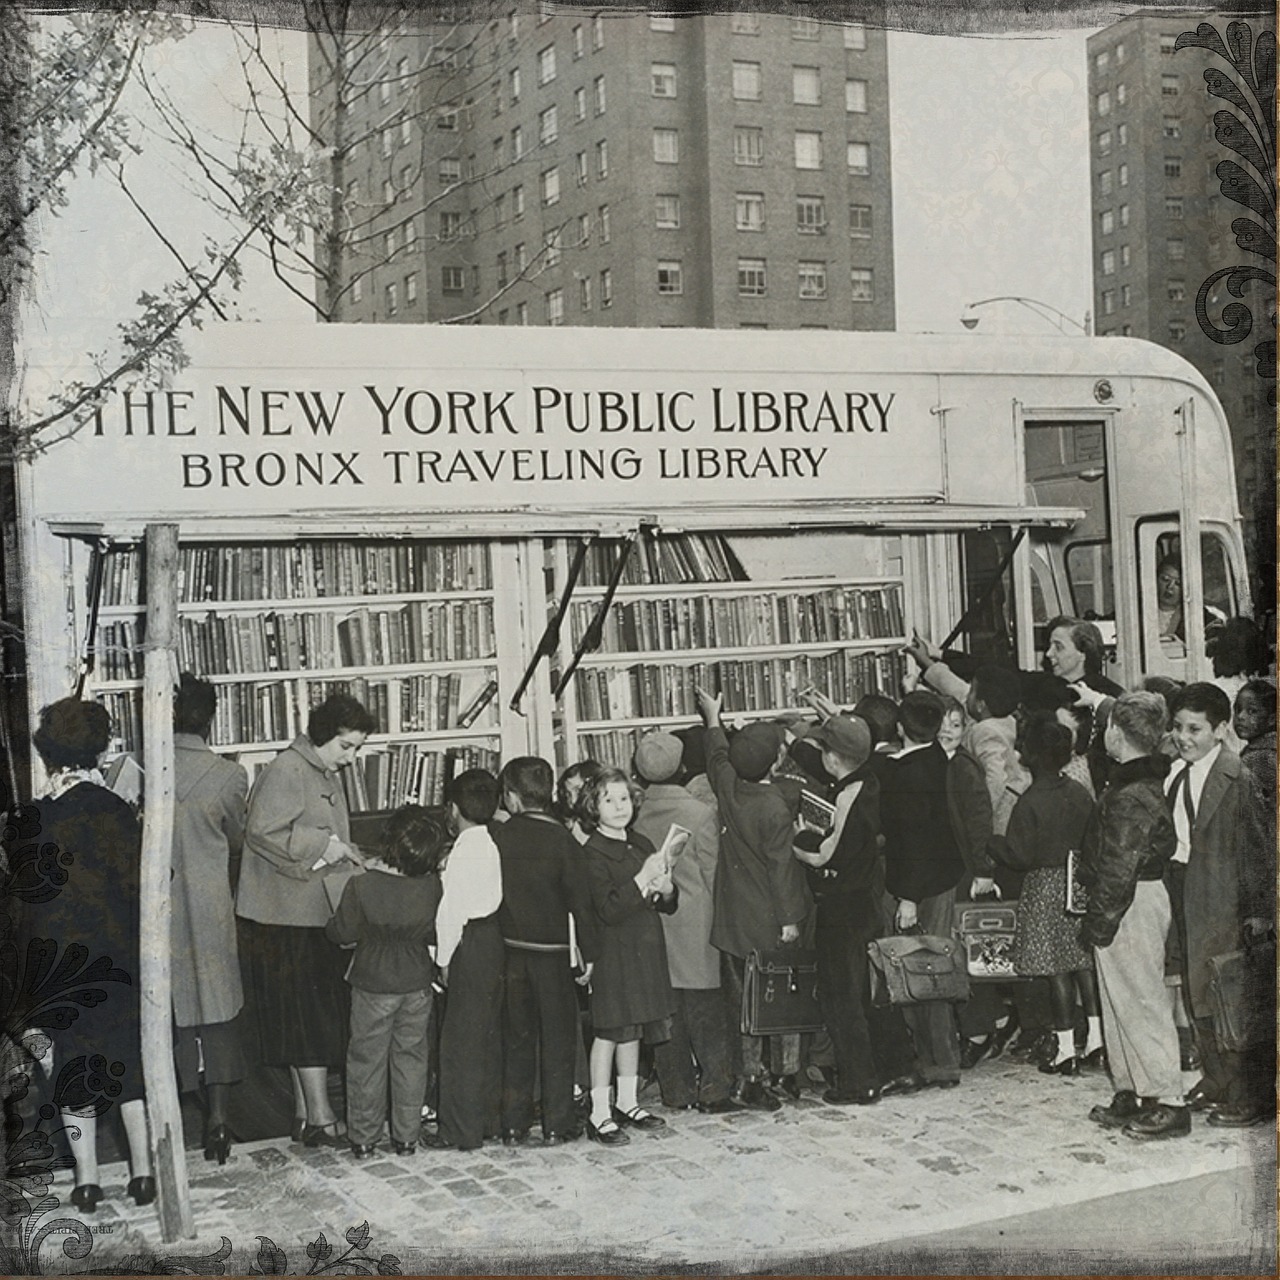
[867,934,970,1007]
[1207,937,1276,1052]
[954,901,1020,981]
[741,948,823,1036]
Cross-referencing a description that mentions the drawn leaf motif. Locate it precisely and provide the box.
[1253,33,1275,113]
[345,1222,373,1251]
[1216,160,1272,223]
[377,1254,402,1275]
[254,1236,288,1274]
[1175,22,1230,61]
[1213,110,1270,183]
[306,1232,333,1262]
[1205,67,1255,122]
[1233,217,1277,264]
[1226,20,1258,86]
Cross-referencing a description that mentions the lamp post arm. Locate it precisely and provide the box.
[962,295,1089,334]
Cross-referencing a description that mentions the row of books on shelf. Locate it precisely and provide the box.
[339,743,502,812]
[569,583,905,653]
[96,601,497,681]
[578,532,746,587]
[100,540,492,607]
[572,649,908,722]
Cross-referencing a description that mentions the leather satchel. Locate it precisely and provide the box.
[867,934,970,1007]
[1207,936,1276,1053]
[741,948,823,1036]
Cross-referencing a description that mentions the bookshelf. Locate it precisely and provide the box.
[86,540,513,811]
[551,533,910,770]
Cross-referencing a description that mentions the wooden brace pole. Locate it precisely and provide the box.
[138,522,195,1241]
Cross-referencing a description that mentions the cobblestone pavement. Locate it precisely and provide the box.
[24,1060,1275,1275]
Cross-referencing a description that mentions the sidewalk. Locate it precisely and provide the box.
[15,1058,1275,1275]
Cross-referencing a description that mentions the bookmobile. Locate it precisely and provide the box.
[19,323,1248,806]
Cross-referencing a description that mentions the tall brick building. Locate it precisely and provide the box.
[310,6,895,332]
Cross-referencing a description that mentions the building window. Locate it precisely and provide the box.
[843,19,867,49]
[734,126,764,166]
[592,13,604,49]
[791,15,821,40]
[382,179,395,204]
[1160,33,1178,54]
[1115,41,1125,62]
[401,118,412,146]
[1100,248,1115,275]
[541,166,560,205]
[847,141,870,175]
[442,267,464,295]
[511,301,525,325]
[1100,209,1115,235]
[1167,237,1185,260]
[509,66,521,103]
[384,230,396,259]
[405,272,418,304]
[850,267,874,301]
[845,78,868,113]
[539,105,558,145]
[572,24,584,58]
[1102,288,1116,316]
[653,128,679,163]
[385,281,398,314]
[379,79,391,106]
[596,139,609,178]
[793,66,821,105]
[512,185,525,219]
[796,195,826,234]
[493,136,505,169]
[600,267,612,307]
[575,150,587,185]
[1117,163,1128,187]
[1165,195,1184,218]
[732,61,762,100]
[598,204,611,242]
[1163,115,1182,138]
[794,130,822,169]
[1164,156,1182,179]
[1168,319,1186,341]
[657,260,683,294]
[1167,279,1186,302]
[1097,130,1111,154]
[735,191,765,231]
[1161,73,1179,96]
[1119,203,1130,227]
[512,126,524,159]
[440,211,461,241]
[1121,284,1132,307]
[1096,91,1110,116]
[1094,49,1110,72]
[574,87,586,121]
[351,276,362,303]
[652,62,677,97]
[656,194,681,228]
[577,212,590,245]
[649,13,675,31]
[798,260,827,299]
[1119,244,1131,267]
[546,287,564,325]
[404,219,417,250]
[1117,123,1127,145]
[593,75,606,114]
[544,227,562,267]
[496,252,508,288]
[1099,169,1113,195]
[537,45,556,85]
[738,257,767,296]
[732,12,761,34]
[437,109,458,132]
[514,242,526,272]
[579,275,592,311]
[849,202,872,237]
[1116,82,1126,105]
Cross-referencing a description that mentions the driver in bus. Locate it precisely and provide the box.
[1156,556,1227,647]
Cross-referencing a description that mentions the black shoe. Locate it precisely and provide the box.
[613,1106,665,1131]
[696,1097,748,1115]
[501,1128,532,1147]
[290,1116,307,1143]
[879,1073,926,1098]
[735,1079,781,1112]
[773,1073,803,1101]
[922,1077,960,1090]
[823,1087,879,1106]
[421,1131,457,1150]
[666,1101,699,1111]
[1124,1104,1191,1141]
[70,1183,104,1213]
[586,1117,630,1146]
[1185,1080,1219,1112]
[988,1014,1021,1060]
[349,1143,377,1159]
[302,1122,346,1149]
[1088,1091,1145,1129]
[203,1123,233,1166]
[1080,1047,1107,1072]
[127,1175,156,1206]
[960,1035,995,1070]
[391,1140,417,1155]
[1038,1055,1079,1077]
[541,1128,582,1145]
[1207,1104,1272,1128]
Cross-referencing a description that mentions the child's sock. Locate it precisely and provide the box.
[615,1074,640,1115]
[1084,1016,1104,1055]
[590,1086,613,1128]
[1055,1029,1075,1063]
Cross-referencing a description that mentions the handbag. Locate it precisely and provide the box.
[1207,936,1276,1053]
[867,933,970,1007]
[741,948,823,1036]
[954,900,1020,981]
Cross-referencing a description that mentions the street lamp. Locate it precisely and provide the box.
[961,296,1092,335]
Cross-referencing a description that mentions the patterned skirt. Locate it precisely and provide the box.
[1012,866,1092,976]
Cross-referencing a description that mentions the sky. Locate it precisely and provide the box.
[20,13,1100,369]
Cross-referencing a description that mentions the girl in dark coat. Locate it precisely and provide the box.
[580,768,677,1146]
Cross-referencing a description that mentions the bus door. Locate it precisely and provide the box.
[1135,518,1245,680]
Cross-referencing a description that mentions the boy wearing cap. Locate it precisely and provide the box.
[631,732,740,1114]
[696,688,811,1110]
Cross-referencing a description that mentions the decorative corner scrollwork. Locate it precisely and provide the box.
[1176,20,1277,405]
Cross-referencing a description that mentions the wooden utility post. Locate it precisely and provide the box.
[138,523,194,1241]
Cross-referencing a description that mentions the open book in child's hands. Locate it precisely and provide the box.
[658,823,692,873]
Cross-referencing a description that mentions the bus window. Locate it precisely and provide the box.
[956,527,1016,665]
[1065,540,1115,622]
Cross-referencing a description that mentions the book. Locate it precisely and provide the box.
[799,789,837,834]
[658,823,692,873]
[1065,848,1089,915]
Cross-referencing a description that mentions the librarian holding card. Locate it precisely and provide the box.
[236,693,375,1147]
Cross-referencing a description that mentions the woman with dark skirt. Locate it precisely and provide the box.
[7,699,153,1212]
[235,693,373,1147]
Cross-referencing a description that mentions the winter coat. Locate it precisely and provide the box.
[880,743,966,905]
[947,745,995,878]
[171,733,248,1027]
[995,774,1094,872]
[583,828,677,1030]
[1078,755,1174,950]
